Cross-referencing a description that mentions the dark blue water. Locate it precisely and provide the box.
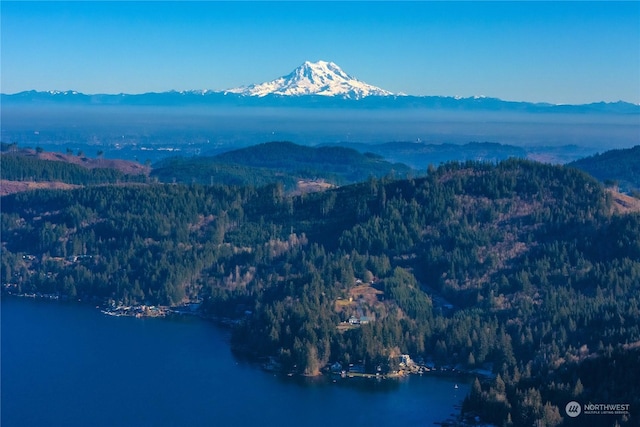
[2,297,469,427]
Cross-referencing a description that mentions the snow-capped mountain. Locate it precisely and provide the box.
[225,60,393,99]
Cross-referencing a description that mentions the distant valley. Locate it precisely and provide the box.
[2,103,637,166]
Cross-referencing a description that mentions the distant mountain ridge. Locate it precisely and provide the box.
[4,89,639,114]
[3,60,639,113]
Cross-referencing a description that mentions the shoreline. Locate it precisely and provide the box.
[3,292,482,426]
[1,289,198,318]
[1,291,493,384]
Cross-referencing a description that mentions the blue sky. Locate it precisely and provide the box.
[2,1,639,104]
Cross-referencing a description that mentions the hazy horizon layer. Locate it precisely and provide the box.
[3,105,638,153]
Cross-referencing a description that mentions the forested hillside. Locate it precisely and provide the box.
[569,145,640,194]
[0,144,149,191]
[2,159,639,426]
[151,141,412,189]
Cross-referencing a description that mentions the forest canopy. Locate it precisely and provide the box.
[2,158,639,426]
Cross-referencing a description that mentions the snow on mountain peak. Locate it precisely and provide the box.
[226,60,393,99]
